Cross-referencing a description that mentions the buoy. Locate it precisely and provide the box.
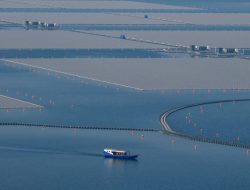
[246,149,250,156]
[194,144,198,151]
[171,139,176,144]
[141,134,144,140]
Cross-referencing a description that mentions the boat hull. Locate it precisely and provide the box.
[103,151,138,159]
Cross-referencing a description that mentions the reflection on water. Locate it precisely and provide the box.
[104,157,138,169]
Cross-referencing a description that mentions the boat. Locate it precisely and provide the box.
[103,148,138,159]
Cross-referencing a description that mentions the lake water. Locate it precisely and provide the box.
[1,62,250,189]
[1,126,250,190]
[3,23,250,31]
[1,0,250,189]
[0,49,176,58]
[1,62,250,129]
[168,101,250,144]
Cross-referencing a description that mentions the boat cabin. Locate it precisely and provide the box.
[104,148,129,156]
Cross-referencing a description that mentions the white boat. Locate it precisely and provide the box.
[103,148,138,159]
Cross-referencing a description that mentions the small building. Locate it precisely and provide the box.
[218,48,227,54]
[198,46,210,51]
[24,21,31,30]
[40,22,48,29]
[24,21,31,26]
[190,45,199,51]
[226,48,239,54]
[218,47,239,55]
[31,21,40,27]
[24,20,59,30]
[191,45,210,52]
[47,23,58,30]
[120,34,126,39]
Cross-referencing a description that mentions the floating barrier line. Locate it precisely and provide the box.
[160,98,250,149]
[0,122,160,132]
[106,12,194,25]
[0,59,144,91]
[0,95,43,108]
[67,29,188,48]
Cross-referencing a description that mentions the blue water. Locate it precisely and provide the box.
[1,60,250,150]
[1,62,250,130]
[0,8,219,13]
[0,126,250,190]
[0,23,23,30]
[0,49,180,58]
[3,23,250,31]
[138,0,250,13]
[1,0,250,189]
[0,8,205,13]
[168,101,250,145]
[0,49,248,59]
[1,6,250,13]
[62,24,250,31]
[1,0,250,13]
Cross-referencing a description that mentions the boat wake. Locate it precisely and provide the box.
[0,146,103,157]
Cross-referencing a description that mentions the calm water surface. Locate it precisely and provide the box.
[1,1,250,189]
[0,126,250,190]
[1,61,250,189]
